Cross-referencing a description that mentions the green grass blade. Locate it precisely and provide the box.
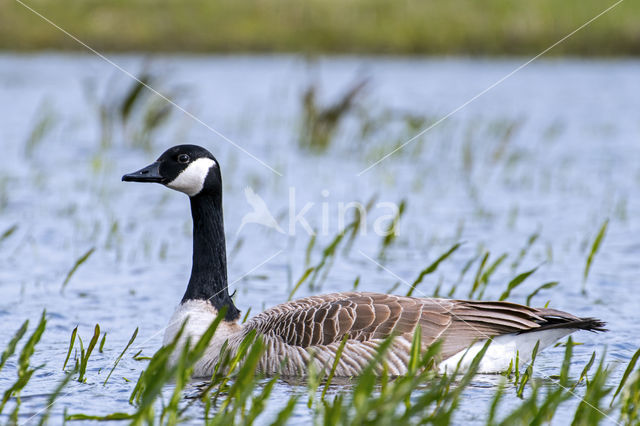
[62,326,78,371]
[242,307,252,324]
[572,350,597,391]
[572,355,612,424]
[38,369,76,426]
[611,346,640,406]
[103,327,138,386]
[270,395,299,426]
[0,311,47,415]
[407,325,422,374]
[289,267,314,301]
[19,311,47,375]
[352,275,360,290]
[66,412,134,421]
[0,224,18,245]
[1,370,36,415]
[78,324,100,382]
[487,381,505,424]
[406,243,461,297]
[377,199,406,259]
[468,251,489,299]
[0,319,29,373]
[245,376,279,424]
[304,234,316,268]
[516,340,540,398]
[322,334,349,400]
[499,265,539,301]
[24,103,56,157]
[525,281,559,306]
[559,337,574,386]
[511,231,539,270]
[583,219,609,290]
[61,247,95,291]
[477,253,508,299]
[99,332,107,353]
[120,74,151,123]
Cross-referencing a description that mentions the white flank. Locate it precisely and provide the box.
[166,157,216,196]
[438,328,575,374]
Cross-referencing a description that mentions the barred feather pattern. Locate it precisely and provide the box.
[175,292,605,377]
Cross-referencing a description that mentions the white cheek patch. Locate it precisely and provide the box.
[166,158,216,196]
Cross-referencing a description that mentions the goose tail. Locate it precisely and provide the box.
[525,316,607,334]
[522,307,607,334]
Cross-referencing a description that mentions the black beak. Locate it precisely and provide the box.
[122,162,164,183]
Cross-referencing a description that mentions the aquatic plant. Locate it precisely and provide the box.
[405,242,461,297]
[103,327,138,386]
[61,247,95,292]
[498,265,540,301]
[299,77,368,152]
[87,71,182,151]
[0,224,18,245]
[583,219,608,293]
[0,305,638,425]
[76,325,101,383]
[377,199,406,260]
[0,312,46,422]
[24,101,57,159]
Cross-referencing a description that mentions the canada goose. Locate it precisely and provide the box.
[122,145,606,377]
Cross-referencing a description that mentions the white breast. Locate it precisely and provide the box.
[163,300,242,376]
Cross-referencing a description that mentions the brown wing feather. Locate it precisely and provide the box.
[248,292,433,347]
[245,292,599,357]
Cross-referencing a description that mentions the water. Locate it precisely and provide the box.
[0,53,638,424]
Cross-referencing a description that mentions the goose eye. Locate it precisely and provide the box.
[177,154,190,164]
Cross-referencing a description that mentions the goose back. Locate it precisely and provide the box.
[241,292,604,376]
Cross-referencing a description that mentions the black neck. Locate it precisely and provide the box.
[182,192,240,321]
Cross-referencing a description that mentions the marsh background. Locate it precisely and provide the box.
[0,1,639,424]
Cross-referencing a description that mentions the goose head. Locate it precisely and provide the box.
[122,144,221,197]
[122,144,240,321]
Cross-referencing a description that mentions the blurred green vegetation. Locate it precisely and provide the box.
[1,0,638,55]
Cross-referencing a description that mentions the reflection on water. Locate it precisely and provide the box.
[0,54,638,424]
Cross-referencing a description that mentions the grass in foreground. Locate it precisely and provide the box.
[1,306,639,425]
